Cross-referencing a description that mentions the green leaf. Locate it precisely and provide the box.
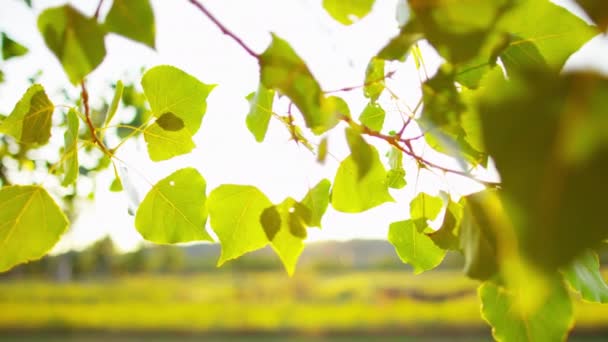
[322,0,375,25]
[104,80,124,129]
[1,33,28,60]
[332,144,393,213]
[317,137,328,164]
[38,5,106,84]
[359,102,385,131]
[262,198,306,275]
[62,108,79,186]
[388,220,446,274]
[104,0,156,48]
[246,84,274,142]
[345,127,373,180]
[301,179,331,228]
[141,65,215,161]
[0,69,4,83]
[110,177,123,192]
[428,199,463,251]
[363,57,385,102]
[135,167,212,244]
[0,84,54,145]
[143,123,195,162]
[0,185,69,272]
[377,21,422,61]
[563,249,608,303]
[142,65,215,133]
[259,34,324,133]
[208,185,272,265]
[497,0,597,73]
[459,190,500,281]
[408,0,510,64]
[409,192,443,230]
[575,0,608,31]
[386,147,406,189]
[315,95,349,135]
[477,71,608,270]
[479,278,573,342]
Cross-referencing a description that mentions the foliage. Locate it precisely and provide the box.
[0,0,607,340]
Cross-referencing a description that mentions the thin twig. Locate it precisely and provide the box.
[324,70,396,94]
[80,81,112,157]
[341,115,500,187]
[187,0,259,59]
[94,0,105,19]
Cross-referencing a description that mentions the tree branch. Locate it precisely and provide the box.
[187,0,259,59]
[341,115,500,187]
[324,70,396,94]
[94,0,105,19]
[80,81,112,157]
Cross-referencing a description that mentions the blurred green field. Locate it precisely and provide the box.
[1,270,608,340]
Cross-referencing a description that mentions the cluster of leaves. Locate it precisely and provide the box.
[1,0,608,341]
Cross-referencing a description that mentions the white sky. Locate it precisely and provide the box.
[0,0,607,252]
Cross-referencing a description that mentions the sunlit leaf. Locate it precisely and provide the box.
[141,65,214,161]
[315,95,349,135]
[345,127,373,180]
[246,84,274,142]
[143,123,195,162]
[563,249,608,303]
[377,21,422,61]
[105,0,156,48]
[301,179,331,228]
[322,0,375,25]
[135,167,211,244]
[259,34,324,133]
[363,57,385,102]
[359,102,385,131]
[459,190,500,280]
[104,80,124,130]
[317,137,328,164]
[208,185,272,265]
[332,144,393,213]
[38,5,106,84]
[409,192,442,230]
[1,32,28,60]
[497,0,597,73]
[0,84,54,145]
[428,199,462,251]
[62,108,79,186]
[386,147,406,189]
[479,278,573,342]
[388,219,446,274]
[0,186,69,272]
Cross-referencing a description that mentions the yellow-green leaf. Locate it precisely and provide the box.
[143,123,195,162]
[563,249,608,303]
[480,278,573,342]
[38,5,106,84]
[363,57,385,102]
[259,34,324,133]
[105,0,155,48]
[135,167,212,244]
[301,179,331,228]
[62,108,79,186]
[322,0,375,25]
[388,219,446,274]
[359,102,385,131]
[0,84,54,145]
[246,84,274,142]
[0,185,69,272]
[207,185,272,266]
[332,145,394,213]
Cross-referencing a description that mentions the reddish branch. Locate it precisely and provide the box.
[341,115,500,187]
[184,0,499,187]
[324,70,396,94]
[187,0,259,59]
[80,81,112,157]
[94,0,105,19]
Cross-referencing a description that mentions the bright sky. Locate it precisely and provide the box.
[0,0,607,252]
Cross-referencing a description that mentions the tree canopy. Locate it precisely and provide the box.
[1,0,608,340]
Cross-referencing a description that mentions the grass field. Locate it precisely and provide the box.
[0,271,607,340]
